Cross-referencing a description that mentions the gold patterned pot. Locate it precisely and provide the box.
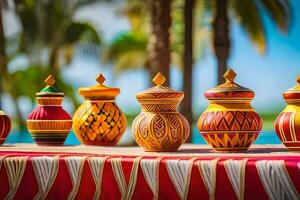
[73,74,127,145]
[197,69,263,152]
[132,72,190,152]
[0,111,11,144]
[274,75,300,151]
[27,75,72,145]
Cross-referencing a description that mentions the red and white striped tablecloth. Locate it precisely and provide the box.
[0,144,299,200]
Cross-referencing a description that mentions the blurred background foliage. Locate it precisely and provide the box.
[1,0,102,130]
[0,0,296,144]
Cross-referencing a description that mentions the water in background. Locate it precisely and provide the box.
[5,126,281,145]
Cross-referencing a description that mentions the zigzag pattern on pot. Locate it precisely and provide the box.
[137,91,182,99]
[202,132,258,150]
[141,104,177,112]
[199,111,262,131]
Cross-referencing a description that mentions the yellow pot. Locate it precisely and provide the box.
[73,74,127,146]
[132,72,190,152]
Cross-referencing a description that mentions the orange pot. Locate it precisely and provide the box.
[198,69,263,152]
[73,74,127,146]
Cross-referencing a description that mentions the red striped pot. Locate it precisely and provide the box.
[274,76,300,151]
[0,111,11,144]
[27,75,72,146]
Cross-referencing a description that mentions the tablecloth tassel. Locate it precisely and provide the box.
[4,156,28,200]
[87,156,107,200]
[166,158,195,200]
[224,159,247,200]
[65,156,87,200]
[140,157,161,200]
[111,157,141,200]
[32,156,59,200]
[256,160,299,200]
[198,159,219,200]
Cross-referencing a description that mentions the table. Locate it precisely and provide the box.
[0,144,299,200]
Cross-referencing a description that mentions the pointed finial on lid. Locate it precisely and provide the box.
[153,72,166,86]
[96,74,106,85]
[223,68,236,82]
[297,75,300,84]
[44,75,55,86]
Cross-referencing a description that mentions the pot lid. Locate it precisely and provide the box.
[0,110,7,115]
[78,74,120,99]
[136,72,183,101]
[283,75,300,102]
[204,68,254,101]
[36,75,64,97]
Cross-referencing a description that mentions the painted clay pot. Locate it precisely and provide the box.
[274,75,300,151]
[73,74,127,145]
[0,111,11,144]
[198,69,263,152]
[27,75,72,145]
[132,72,190,152]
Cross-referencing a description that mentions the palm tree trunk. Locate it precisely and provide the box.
[147,0,171,86]
[11,95,26,131]
[182,0,194,143]
[0,3,5,110]
[49,45,60,76]
[213,0,230,84]
[0,3,26,131]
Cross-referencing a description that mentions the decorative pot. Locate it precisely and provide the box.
[0,111,11,144]
[197,69,263,152]
[73,74,127,145]
[132,72,190,152]
[274,75,300,151]
[27,75,72,145]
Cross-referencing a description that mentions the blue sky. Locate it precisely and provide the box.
[3,0,300,116]
[66,0,300,114]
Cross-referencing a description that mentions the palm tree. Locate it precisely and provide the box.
[104,0,207,143]
[0,1,5,110]
[179,0,208,142]
[14,0,101,76]
[103,0,172,86]
[210,0,291,84]
[103,32,148,74]
[12,0,101,106]
[182,0,195,142]
[147,0,171,86]
[0,1,26,129]
[1,0,102,129]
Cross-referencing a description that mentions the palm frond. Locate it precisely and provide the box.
[114,51,147,72]
[259,0,291,33]
[231,0,266,54]
[120,0,152,39]
[9,65,48,101]
[14,0,39,52]
[63,21,102,45]
[202,0,213,12]
[10,65,79,107]
[102,32,147,63]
